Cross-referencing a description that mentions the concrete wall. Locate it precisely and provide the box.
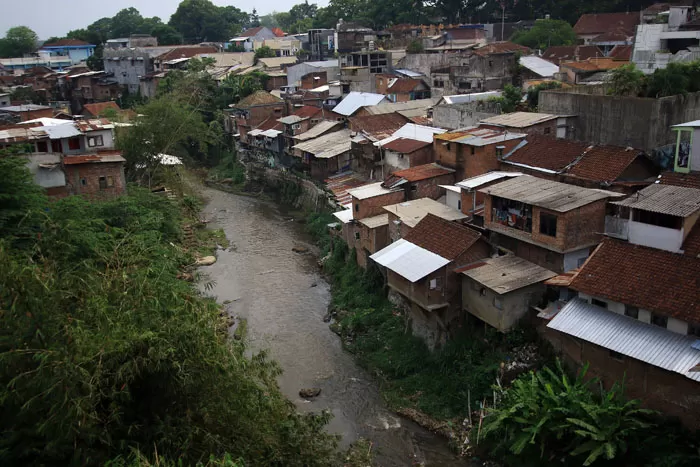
[463,278,546,331]
[24,154,65,188]
[104,49,153,93]
[539,89,700,152]
[396,53,454,80]
[433,101,501,130]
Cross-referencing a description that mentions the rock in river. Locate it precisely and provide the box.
[196,256,217,266]
[299,387,321,399]
[292,246,309,254]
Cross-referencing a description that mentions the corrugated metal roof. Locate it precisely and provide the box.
[278,115,306,124]
[435,127,527,147]
[370,238,450,282]
[463,255,556,294]
[376,123,446,146]
[480,112,558,128]
[0,126,48,143]
[394,68,423,78]
[438,92,501,105]
[456,171,523,189]
[359,213,389,228]
[20,117,70,127]
[332,92,387,116]
[383,198,467,228]
[519,55,559,77]
[612,183,700,217]
[43,123,82,140]
[293,129,351,158]
[548,298,700,382]
[294,120,342,141]
[348,181,400,200]
[439,185,461,193]
[673,120,700,128]
[362,98,436,116]
[481,175,622,212]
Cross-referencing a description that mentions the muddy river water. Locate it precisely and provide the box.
[201,188,471,466]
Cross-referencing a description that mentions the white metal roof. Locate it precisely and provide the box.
[370,239,450,282]
[463,255,556,294]
[439,92,501,105]
[332,92,387,116]
[310,84,330,92]
[439,185,462,194]
[519,55,559,78]
[43,123,82,140]
[261,129,282,138]
[382,198,467,228]
[481,175,622,212]
[480,112,558,128]
[332,208,354,224]
[456,171,523,189]
[348,181,399,200]
[376,123,447,147]
[248,129,263,136]
[394,68,423,78]
[20,117,73,127]
[362,98,436,116]
[548,299,700,382]
[612,183,700,217]
[294,120,341,141]
[293,129,351,158]
[672,120,700,128]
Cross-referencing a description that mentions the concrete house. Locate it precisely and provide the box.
[229,90,285,141]
[230,27,278,52]
[479,112,562,138]
[455,171,523,224]
[384,197,468,243]
[39,39,96,65]
[279,106,343,153]
[347,113,411,179]
[375,123,446,174]
[461,255,555,331]
[481,175,624,273]
[371,214,491,349]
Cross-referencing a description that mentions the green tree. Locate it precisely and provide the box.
[406,39,424,54]
[646,62,692,98]
[0,153,47,241]
[512,19,577,50]
[151,24,183,45]
[526,81,562,109]
[0,26,38,58]
[170,0,244,43]
[250,8,261,28]
[254,45,277,61]
[491,84,522,113]
[607,63,646,97]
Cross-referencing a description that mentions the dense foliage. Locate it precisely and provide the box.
[607,61,700,98]
[526,81,562,109]
[512,19,577,50]
[0,26,38,58]
[0,156,342,465]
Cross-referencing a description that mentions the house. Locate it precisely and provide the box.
[253,38,301,57]
[347,112,411,179]
[230,26,279,52]
[0,55,72,72]
[308,29,335,61]
[370,214,491,349]
[292,129,352,180]
[545,238,700,428]
[383,197,468,242]
[382,163,455,201]
[229,90,285,141]
[432,95,502,130]
[279,106,343,153]
[103,48,154,93]
[573,12,640,45]
[65,70,121,105]
[499,134,658,192]
[558,58,627,84]
[339,51,393,93]
[433,127,527,181]
[0,93,9,107]
[291,120,344,151]
[480,112,562,137]
[286,60,339,88]
[349,181,406,220]
[374,75,431,102]
[542,45,604,65]
[354,98,436,119]
[39,39,96,65]
[374,123,446,173]
[332,92,388,117]
[245,116,285,165]
[82,101,122,119]
[455,171,523,223]
[0,104,54,122]
[481,175,623,273]
[335,21,376,53]
[63,152,127,198]
[519,56,560,80]
[633,4,698,73]
[154,46,219,72]
[461,255,555,331]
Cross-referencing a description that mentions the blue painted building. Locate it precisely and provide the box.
[39,39,96,65]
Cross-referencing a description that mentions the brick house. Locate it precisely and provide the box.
[382,163,455,201]
[63,152,127,198]
[292,129,352,180]
[230,90,285,141]
[434,127,527,181]
[375,75,431,102]
[279,106,343,154]
[348,113,411,179]
[499,134,659,193]
[380,138,434,174]
[384,197,468,243]
[300,71,328,89]
[371,214,491,349]
[541,45,604,65]
[455,171,523,224]
[544,237,700,429]
[82,101,122,119]
[481,175,624,273]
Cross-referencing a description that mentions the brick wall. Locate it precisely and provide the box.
[387,211,413,242]
[408,146,435,167]
[66,162,126,198]
[301,72,328,89]
[435,138,524,181]
[248,104,285,128]
[409,172,455,200]
[352,190,406,220]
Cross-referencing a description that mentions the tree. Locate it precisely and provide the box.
[254,45,277,61]
[406,39,424,54]
[0,153,47,241]
[0,26,38,58]
[491,84,523,113]
[526,81,562,109]
[512,19,577,50]
[151,24,183,45]
[250,8,261,28]
[607,63,646,97]
[170,0,244,43]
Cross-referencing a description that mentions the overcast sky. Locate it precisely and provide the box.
[1,0,329,39]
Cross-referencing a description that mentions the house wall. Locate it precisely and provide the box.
[407,172,455,200]
[104,49,153,93]
[445,190,461,211]
[359,223,389,260]
[352,190,406,219]
[539,89,700,152]
[301,72,328,89]
[462,278,546,331]
[481,119,557,137]
[387,211,413,242]
[66,162,126,198]
[24,154,65,188]
[433,101,501,130]
[435,138,523,181]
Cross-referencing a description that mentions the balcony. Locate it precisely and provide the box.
[628,220,684,253]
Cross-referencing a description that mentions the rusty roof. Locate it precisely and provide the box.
[573,12,640,36]
[348,113,409,138]
[381,137,431,154]
[240,26,265,37]
[570,239,700,323]
[566,145,645,182]
[542,45,604,65]
[388,78,425,93]
[235,90,283,108]
[256,116,284,132]
[404,213,482,261]
[474,41,530,56]
[609,44,633,60]
[82,101,121,117]
[157,46,218,62]
[74,118,115,131]
[325,172,370,206]
[384,163,454,187]
[63,153,126,165]
[658,171,700,189]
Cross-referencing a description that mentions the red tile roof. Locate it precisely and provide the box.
[566,145,645,183]
[444,28,485,41]
[381,138,431,154]
[271,27,285,37]
[573,12,640,36]
[348,113,410,138]
[157,46,218,61]
[292,105,323,119]
[609,44,633,60]
[256,116,284,132]
[42,38,93,47]
[658,171,700,189]
[404,213,482,261]
[325,172,369,205]
[506,135,590,172]
[388,162,454,183]
[475,41,530,56]
[683,223,700,258]
[241,27,265,37]
[388,77,425,93]
[82,101,121,117]
[593,31,632,42]
[542,45,604,65]
[570,239,700,323]
[561,61,601,72]
[235,90,283,108]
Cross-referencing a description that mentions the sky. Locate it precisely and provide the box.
[0,0,329,39]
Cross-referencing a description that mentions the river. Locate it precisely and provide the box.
[200,188,470,466]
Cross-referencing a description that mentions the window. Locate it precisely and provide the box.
[488,60,493,67]
[624,305,639,319]
[52,140,62,152]
[80,178,87,186]
[429,278,437,290]
[292,123,301,130]
[99,176,109,190]
[493,297,503,310]
[36,141,48,153]
[88,135,104,147]
[689,324,700,337]
[457,200,462,210]
[576,256,587,267]
[470,146,475,155]
[609,350,625,362]
[495,147,504,158]
[544,127,551,135]
[354,232,360,240]
[632,209,682,229]
[539,212,558,237]
[480,287,486,296]
[411,184,417,192]
[68,137,80,150]
[651,314,668,328]
[106,176,114,187]
[592,298,607,309]
[355,203,359,212]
